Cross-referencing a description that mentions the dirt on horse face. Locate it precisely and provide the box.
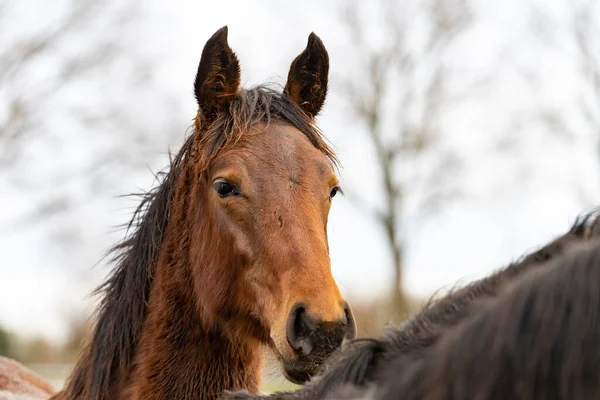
[0,27,359,400]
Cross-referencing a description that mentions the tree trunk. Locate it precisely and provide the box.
[384,215,410,322]
[390,244,410,322]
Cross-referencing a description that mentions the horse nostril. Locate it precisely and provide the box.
[286,303,314,356]
[344,302,357,340]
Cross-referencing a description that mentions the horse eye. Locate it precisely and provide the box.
[213,181,239,197]
[329,186,340,200]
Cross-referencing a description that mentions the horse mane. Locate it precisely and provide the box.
[61,85,338,400]
[375,238,600,400]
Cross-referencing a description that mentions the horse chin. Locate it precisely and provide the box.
[267,337,313,384]
[282,366,311,385]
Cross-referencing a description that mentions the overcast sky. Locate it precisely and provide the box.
[1,0,598,343]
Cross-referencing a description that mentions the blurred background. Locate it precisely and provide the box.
[1,0,599,392]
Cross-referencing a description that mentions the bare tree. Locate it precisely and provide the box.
[0,0,185,243]
[528,0,600,204]
[336,0,472,319]
[1,1,128,163]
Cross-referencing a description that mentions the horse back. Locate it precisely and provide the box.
[0,356,54,400]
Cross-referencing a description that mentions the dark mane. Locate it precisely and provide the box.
[374,238,600,400]
[63,84,338,399]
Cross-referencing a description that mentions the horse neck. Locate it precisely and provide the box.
[122,164,263,399]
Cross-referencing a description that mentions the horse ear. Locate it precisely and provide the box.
[194,26,241,122]
[284,32,329,119]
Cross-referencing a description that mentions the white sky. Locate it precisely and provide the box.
[1,0,598,343]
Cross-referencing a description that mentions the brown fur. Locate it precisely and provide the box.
[0,27,354,400]
[223,211,600,399]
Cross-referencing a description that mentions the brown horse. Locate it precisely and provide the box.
[224,211,600,399]
[0,26,356,399]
